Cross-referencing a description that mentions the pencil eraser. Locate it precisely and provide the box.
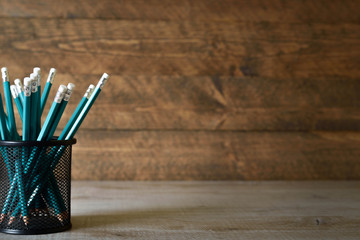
[47,68,56,83]
[33,67,41,74]
[14,78,22,86]
[33,67,41,83]
[101,73,109,81]
[30,73,36,80]
[10,85,18,98]
[24,77,32,86]
[67,83,75,91]
[58,84,67,93]
[97,73,110,89]
[1,67,9,82]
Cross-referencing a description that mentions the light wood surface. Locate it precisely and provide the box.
[0,181,359,239]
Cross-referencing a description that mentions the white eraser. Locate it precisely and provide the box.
[10,85,18,98]
[58,84,67,93]
[101,73,109,81]
[33,67,41,74]
[97,73,110,89]
[14,79,22,88]
[47,68,56,83]
[29,73,37,82]
[67,83,75,91]
[24,77,32,86]
[15,79,22,94]
[33,67,41,84]
[1,67,9,82]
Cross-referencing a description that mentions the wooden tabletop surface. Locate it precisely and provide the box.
[0,181,359,239]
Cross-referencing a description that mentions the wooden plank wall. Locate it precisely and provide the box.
[0,0,359,180]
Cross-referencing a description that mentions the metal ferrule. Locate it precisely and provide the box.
[54,91,65,104]
[47,68,56,83]
[24,85,31,97]
[31,80,38,93]
[97,73,109,90]
[1,68,9,82]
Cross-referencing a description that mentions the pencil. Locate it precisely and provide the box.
[1,67,17,140]
[29,74,39,140]
[0,93,9,141]
[33,68,41,136]
[10,85,23,121]
[37,85,67,141]
[22,77,32,141]
[47,83,75,140]
[40,68,56,116]
[65,73,109,140]
[58,84,94,140]
[14,78,24,105]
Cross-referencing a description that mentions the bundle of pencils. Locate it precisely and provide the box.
[0,67,109,226]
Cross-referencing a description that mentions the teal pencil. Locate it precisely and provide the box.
[2,67,17,140]
[37,85,67,141]
[14,79,24,105]
[0,93,9,140]
[23,77,32,141]
[10,85,23,121]
[40,68,56,116]
[58,84,94,140]
[33,68,41,135]
[65,73,109,140]
[29,74,38,140]
[47,83,75,140]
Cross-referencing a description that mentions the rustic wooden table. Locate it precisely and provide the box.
[0,181,359,239]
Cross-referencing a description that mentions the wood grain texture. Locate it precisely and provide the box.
[42,75,358,131]
[70,130,360,180]
[0,19,358,79]
[0,1,358,180]
[2,181,359,239]
[7,73,360,131]
[0,0,359,23]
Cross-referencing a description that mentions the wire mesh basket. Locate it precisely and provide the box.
[0,138,76,234]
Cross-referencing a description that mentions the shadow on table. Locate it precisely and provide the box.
[71,206,211,230]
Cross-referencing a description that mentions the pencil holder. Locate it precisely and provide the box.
[0,138,76,235]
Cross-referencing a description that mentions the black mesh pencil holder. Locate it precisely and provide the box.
[0,138,76,235]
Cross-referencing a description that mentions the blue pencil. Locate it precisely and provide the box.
[10,85,23,121]
[22,77,32,141]
[33,68,41,135]
[2,67,18,140]
[47,83,75,140]
[65,73,109,140]
[14,79,24,105]
[29,74,39,140]
[37,85,67,141]
[58,84,94,140]
[40,68,56,116]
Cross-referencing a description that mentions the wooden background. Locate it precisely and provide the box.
[0,0,359,180]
